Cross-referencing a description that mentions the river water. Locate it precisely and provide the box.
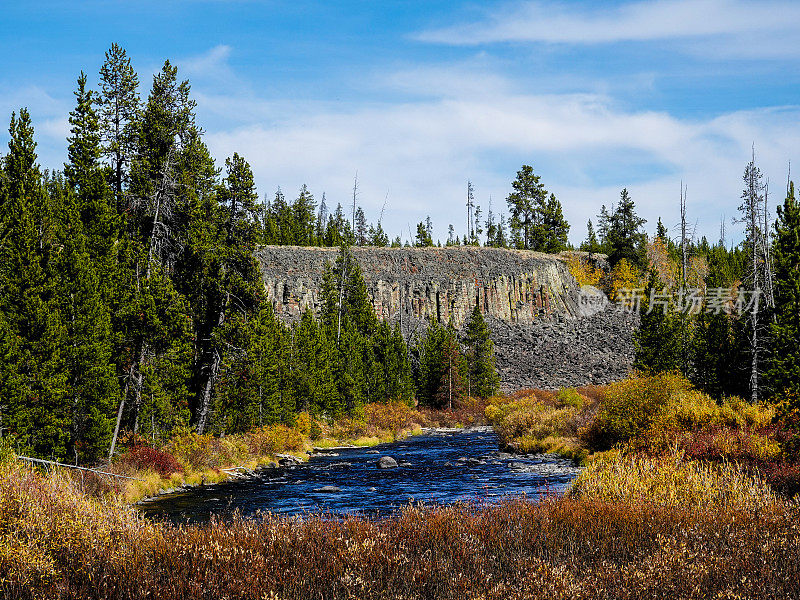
[137,427,582,523]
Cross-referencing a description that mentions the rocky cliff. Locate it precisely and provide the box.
[255,246,636,389]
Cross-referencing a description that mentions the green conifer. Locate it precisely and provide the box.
[767,181,800,402]
[464,304,499,398]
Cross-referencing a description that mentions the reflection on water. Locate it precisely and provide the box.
[137,427,582,524]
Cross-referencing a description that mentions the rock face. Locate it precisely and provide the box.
[489,310,638,391]
[255,245,636,389]
[257,246,598,328]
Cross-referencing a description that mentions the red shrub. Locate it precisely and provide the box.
[763,463,800,497]
[119,445,183,477]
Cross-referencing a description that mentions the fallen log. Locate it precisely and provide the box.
[16,455,145,481]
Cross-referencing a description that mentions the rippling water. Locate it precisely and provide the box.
[137,427,582,523]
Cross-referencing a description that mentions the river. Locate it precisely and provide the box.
[137,427,582,523]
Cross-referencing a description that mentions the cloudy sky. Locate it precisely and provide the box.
[1,0,798,245]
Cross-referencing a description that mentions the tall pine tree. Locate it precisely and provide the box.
[767,181,800,402]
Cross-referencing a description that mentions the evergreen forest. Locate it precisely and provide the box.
[2,44,799,466]
[0,46,502,464]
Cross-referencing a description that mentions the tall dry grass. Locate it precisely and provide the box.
[1,458,798,600]
[571,449,781,510]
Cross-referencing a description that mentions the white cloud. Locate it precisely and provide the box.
[416,0,800,57]
[179,45,235,81]
[3,46,795,249]
[202,64,799,245]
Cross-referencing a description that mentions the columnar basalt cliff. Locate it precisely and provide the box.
[255,246,636,389]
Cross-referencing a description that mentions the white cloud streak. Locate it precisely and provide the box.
[417,0,800,57]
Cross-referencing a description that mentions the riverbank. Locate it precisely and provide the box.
[137,425,574,522]
[64,399,491,505]
[5,380,800,597]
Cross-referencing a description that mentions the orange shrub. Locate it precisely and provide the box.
[362,402,420,433]
[247,424,304,456]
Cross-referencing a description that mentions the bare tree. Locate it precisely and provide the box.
[467,181,474,245]
[736,148,775,402]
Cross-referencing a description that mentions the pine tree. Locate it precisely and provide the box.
[506,165,546,250]
[415,219,433,247]
[292,185,317,246]
[0,110,70,459]
[540,193,570,252]
[47,176,119,462]
[324,203,354,247]
[506,165,568,252]
[179,149,263,433]
[736,158,772,403]
[372,321,413,403]
[65,72,121,317]
[416,320,465,408]
[291,310,338,415]
[580,219,599,253]
[355,206,368,246]
[368,221,389,247]
[494,214,508,248]
[97,43,140,206]
[767,181,800,402]
[692,305,733,398]
[655,217,669,244]
[633,270,681,373]
[120,61,199,439]
[464,304,499,398]
[316,192,329,242]
[607,188,647,268]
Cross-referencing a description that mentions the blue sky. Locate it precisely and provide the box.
[2,0,799,245]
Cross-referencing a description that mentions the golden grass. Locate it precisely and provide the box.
[571,449,781,511]
[485,388,599,462]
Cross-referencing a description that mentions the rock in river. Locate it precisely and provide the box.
[377,456,398,469]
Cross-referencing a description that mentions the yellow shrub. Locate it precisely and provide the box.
[571,450,781,510]
[294,411,313,436]
[248,424,304,456]
[749,434,782,461]
[566,254,603,287]
[581,371,692,450]
[166,427,218,470]
[721,396,774,428]
[657,390,719,431]
[608,258,640,301]
[556,388,585,409]
[363,401,419,433]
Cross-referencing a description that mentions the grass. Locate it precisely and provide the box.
[571,449,781,510]
[2,455,798,599]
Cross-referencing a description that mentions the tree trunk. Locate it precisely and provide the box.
[196,293,229,434]
[131,340,146,436]
[196,349,220,435]
[108,390,125,460]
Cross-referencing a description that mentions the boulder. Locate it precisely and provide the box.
[377,456,398,469]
